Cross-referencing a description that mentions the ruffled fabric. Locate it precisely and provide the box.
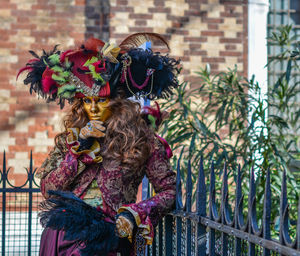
[66,128,103,164]
[118,205,154,245]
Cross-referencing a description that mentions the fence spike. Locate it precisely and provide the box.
[209,161,219,221]
[279,169,288,245]
[248,166,256,255]
[280,169,295,247]
[2,150,7,256]
[186,159,192,213]
[176,158,183,210]
[196,156,206,216]
[297,199,300,250]
[220,162,228,256]
[234,164,242,256]
[221,161,232,225]
[263,168,271,256]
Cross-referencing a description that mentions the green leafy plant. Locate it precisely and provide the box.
[159,25,299,235]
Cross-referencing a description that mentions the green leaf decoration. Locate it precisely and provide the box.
[48,54,60,65]
[83,56,98,67]
[61,71,71,78]
[64,59,72,69]
[51,65,64,73]
[147,115,157,130]
[52,74,66,84]
[88,64,104,82]
[57,84,77,98]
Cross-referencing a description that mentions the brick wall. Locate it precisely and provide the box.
[0,0,247,185]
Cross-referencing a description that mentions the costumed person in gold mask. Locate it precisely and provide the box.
[18,33,180,256]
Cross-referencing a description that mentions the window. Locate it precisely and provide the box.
[267,0,300,150]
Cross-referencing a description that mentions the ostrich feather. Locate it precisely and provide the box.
[119,32,170,51]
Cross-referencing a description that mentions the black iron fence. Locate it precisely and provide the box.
[1,152,300,255]
[0,152,43,256]
[150,159,300,256]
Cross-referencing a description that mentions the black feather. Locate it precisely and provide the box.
[38,190,120,256]
[115,48,180,100]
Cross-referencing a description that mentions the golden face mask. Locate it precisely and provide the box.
[83,96,111,122]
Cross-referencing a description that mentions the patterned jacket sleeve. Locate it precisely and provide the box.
[118,138,176,245]
[38,129,102,199]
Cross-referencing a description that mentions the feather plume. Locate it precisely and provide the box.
[39,190,120,256]
[119,32,170,51]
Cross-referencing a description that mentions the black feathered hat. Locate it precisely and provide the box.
[18,33,181,108]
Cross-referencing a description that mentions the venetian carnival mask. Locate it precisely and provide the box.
[83,96,111,122]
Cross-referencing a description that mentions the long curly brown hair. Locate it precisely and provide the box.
[55,97,154,170]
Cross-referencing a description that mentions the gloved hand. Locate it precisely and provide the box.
[79,120,106,139]
[116,215,134,242]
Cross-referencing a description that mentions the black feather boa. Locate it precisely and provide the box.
[38,190,122,256]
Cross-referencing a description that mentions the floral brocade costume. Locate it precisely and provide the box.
[37,129,176,255]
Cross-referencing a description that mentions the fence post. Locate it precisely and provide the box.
[248,167,256,256]
[1,151,6,256]
[27,151,33,256]
[208,162,216,256]
[165,215,173,256]
[234,165,242,256]
[262,168,271,256]
[220,163,229,256]
[196,157,206,256]
[176,158,183,256]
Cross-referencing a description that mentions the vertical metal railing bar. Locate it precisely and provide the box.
[152,231,156,256]
[176,159,182,256]
[248,167,256,256]
[176,158,183,211]
[234,165,242,256]
[279,169,287,252]
[27,151,33,256]
[176,216,182,256]
[297,200,300,250]
[1,151,6,256]
[158,220,163,256]
[164,215,173,256]
[262,168,271,256]
[196,156,206,256]
[185,160,192,256]
[221,163,228,256]
[209,162,216,256]
[279,169,297,250]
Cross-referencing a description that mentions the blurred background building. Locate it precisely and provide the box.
[0,0,299,185]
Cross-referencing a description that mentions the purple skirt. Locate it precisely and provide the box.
[39,228,133,256]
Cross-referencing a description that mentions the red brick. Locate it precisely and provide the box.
[135,20,147,26]
[208,24,219,30]
[220,51,242,56]
[202,17,224,24]
[0,2,17,8]
[154,0,165,6]
[225,45,236,50]
[202,57,226,63]
[111,6,134,12]
[184,50,207,56]
[117,0,128,5]
[11,10,37,17]
[148,7,171,13]
[129,27,153,33]
[184,37,207,42]
[129,13,153,19]
[219,38,242,43]
[201,31,224,37]
[0,41,16,49]
[75,0,86,5]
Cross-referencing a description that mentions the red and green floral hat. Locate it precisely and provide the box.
[18,33,180,108]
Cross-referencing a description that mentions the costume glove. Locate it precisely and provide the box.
[116,215,134,243]
[79,120,106,139]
